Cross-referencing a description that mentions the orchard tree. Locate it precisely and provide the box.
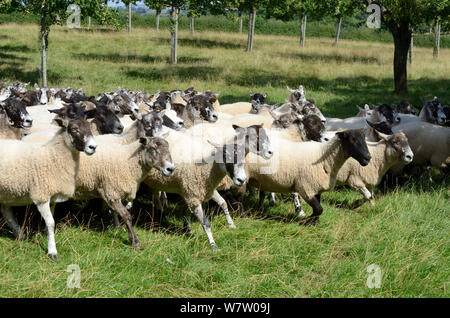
[118,0,137,33]
[365,0,449,93]
[144,0,167,30]
[8,1,114,87]
[266,0,316,47]
[324,0,363,46]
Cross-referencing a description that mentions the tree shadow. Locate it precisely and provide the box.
[224,69,450,118]
[277,51,381,65]
[72,52,210,64]
[154,37,245,50]
[0,52,29,61]
[124,65,223,82]
[0,66,63,85]
[0,44,34,53]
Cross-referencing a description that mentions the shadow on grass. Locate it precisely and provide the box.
[155,37,245,50]
[0,44,34,53]
[0,67,63,85]
[277,51,381,65]
[124,65,222,82]
[72,52,211,64]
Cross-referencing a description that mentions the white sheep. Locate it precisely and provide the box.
[72,135,174,249]
[242,129,371,225]
[0,118,97,259]
[335,131,413,206]
[143,125,272,249]
[391,121,450,174]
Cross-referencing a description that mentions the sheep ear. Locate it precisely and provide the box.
[263,92,268,98]
[375,129,390,141]
[34,83,40,90]
[364,104,370,111]
[160,131,170,139]
[269,109,279,120]
[54,117,68,128]
[207,139,221,149]
[336,131,348,140]
[249,91,253,97]
[286,85,294,93]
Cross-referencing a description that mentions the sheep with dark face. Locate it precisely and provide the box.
[394,100,416,115]
[0,98,33,139]
[244,129,371,225]
[249,91,268,105]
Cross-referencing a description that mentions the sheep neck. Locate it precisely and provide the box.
[120,121,140,144]
[318,137,351,180]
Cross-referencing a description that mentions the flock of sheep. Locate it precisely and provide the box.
[0,81,448,259]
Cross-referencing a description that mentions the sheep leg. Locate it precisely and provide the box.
[101,200,124,230]
[183,215,192,234]
[258,190,265,209]
[160,191,168,208]
[292,193,306,218]
[107,199,141,249]
[299,195,322,226]
[211,190,236,228]
[36,202,58,260]
[353,187,374,208]
[268,193,276,206]
[0,205,23,239]
[427,166,433,182]
[191,204,219,250]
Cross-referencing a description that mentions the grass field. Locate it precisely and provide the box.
[0,24,449,298]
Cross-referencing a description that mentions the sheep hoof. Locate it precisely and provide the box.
[211,243,220,251]
[297,210,307,218]
[132,239,141,249]
[299,216,319,226]
[48,253,58,261]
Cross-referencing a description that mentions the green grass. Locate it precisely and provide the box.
[0,24,449,298]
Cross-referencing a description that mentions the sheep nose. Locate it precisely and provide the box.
[267,150,273,156]
[178,121,184,126]
[321,120,326,124]
[166,166,174,173]
[88,144,97,151]
[236,177,245,184]
[406,155,412,161]
[25,118,33,124]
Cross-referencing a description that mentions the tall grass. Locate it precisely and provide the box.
[0,24,448,298]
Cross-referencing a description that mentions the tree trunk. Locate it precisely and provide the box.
[408,31,413,64]
[39,9,49,87]
[300,14,307,47]
[389,21,411,94]
[127,3,132,33]
[170,6,178,65]
[246,7,256,52]
[88,16,91,29]
[334,17,342,46]
[238,11,243,34]
[156,9,161,31]
[433,20,440,59]
[189,16,194,34]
